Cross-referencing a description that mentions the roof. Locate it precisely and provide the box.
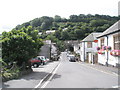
[97,20,120,38]
[82,32,102,42]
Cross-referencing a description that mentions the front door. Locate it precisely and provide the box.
[93,54,98,64]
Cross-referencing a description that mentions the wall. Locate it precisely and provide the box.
[80,42,85,61]
[98,36,107,65]
[80,41,98,62]
[38,44,51,59]
[97,33,119,66]
[108,34,119,66]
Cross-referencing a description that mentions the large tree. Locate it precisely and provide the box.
[2,26,43,66]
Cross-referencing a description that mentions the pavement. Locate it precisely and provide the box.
[79,61,118,76]
[2,61,60,88]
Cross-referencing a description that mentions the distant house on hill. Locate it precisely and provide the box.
[38,32,42,35]
[46,30,55,35]
[97,20,120,67]
[80,32,102,64]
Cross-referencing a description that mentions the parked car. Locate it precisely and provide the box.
[30,56,48,68]
[37,56,48,65]
[66,51,71,57]
[68,55,76,62]
[51,54,60,61]
[46,58,50,62]
[30,57,42,68]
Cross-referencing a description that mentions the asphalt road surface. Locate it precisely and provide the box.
[41,52,118,88]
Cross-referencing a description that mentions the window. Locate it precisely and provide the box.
[113,33,120,50]
[100,38,104,48]
[87,42,92,48]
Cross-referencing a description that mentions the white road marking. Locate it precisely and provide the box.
[112,85,120,88]
[79,63,118,77]
[32,62,61,90]
[41,62,61,88]
[33,71,50,89]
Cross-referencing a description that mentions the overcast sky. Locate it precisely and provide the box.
[0,0,119,34]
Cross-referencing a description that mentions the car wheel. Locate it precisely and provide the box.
[33,63,39,68]
[43,62,46,65]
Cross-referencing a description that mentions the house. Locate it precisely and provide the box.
[64,40,80,53]
[38,40,51,59]
[74,42,81,54]
[80,32,102,64]
[46,30,55,35]
[97,21,120,67]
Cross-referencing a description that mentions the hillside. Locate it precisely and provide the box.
[15,14,119,40]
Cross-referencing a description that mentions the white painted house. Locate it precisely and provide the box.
[80,32,102,64]
[97,21,120,67]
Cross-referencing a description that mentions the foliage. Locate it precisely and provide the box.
[61,31,70,40]
[12,14,119,53]
[54,15,62,22]
[2,26,43,65]
[56,40,66,52]
[2,65,20,81]
[15,14,119,41]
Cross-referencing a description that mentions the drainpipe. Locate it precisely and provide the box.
[106,36,108,66]
[84,42,85,62]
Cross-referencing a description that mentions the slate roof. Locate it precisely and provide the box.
[97,20,120,38]
[82,32,102,42]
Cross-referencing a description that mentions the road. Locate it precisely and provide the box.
[40,52,118,88]
[2,52,118,89]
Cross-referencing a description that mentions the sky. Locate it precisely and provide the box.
[0,0,119,34]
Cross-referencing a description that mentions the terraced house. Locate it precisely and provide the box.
[80,32,102,64]
[97,20,120,67]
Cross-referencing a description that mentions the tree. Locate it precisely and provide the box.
[69,15,78,22]
[40,16,54,30]
[41,22,46,30]
[54,30,61,40]
[54,15,62,22]
[61,31,70,40]
[90,19,109,27]
[30,18,41,27]
[2,26,43,66]
[74,29,84,39]
[56,40,66,52]
[67,44,74,52]
[45,34,58,42]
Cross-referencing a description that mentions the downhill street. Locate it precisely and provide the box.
[2,52,118,89]
[41,52,118,88]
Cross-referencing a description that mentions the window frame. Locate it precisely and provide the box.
[100,38,104,48]
[87,42,92,48]
[113,33,120,50]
